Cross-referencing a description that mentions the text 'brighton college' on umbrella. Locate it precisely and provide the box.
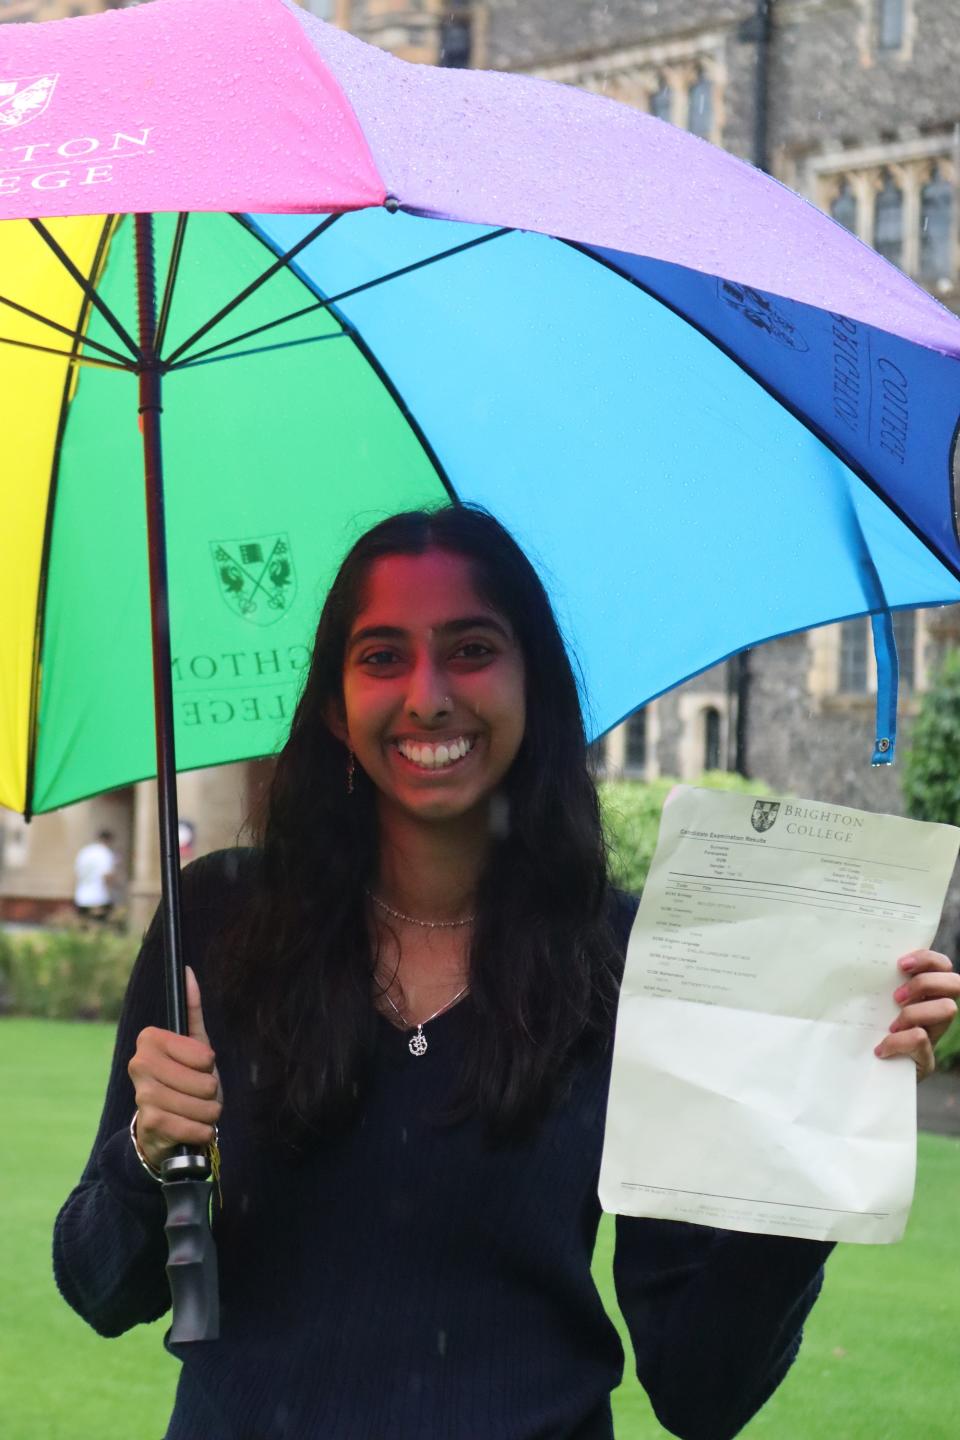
[3,0,960,1338]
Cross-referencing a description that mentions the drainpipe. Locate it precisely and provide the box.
[732,0,772,778]
[753,0,772,175]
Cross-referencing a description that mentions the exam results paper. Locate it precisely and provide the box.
[599,787,959,1244]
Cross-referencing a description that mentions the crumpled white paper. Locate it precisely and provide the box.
[599,787,959,1244]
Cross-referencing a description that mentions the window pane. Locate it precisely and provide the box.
[830,181,858,234]
[687,73,712,139]
[878,0,904,51]
[839,620,869,692]
[625,712,647,771]
[703,708,721,772]
[440,18,471,68]
[874,174,904,266]
[650,79,672,122]
[891,610,916,690]
[920,168,953,282]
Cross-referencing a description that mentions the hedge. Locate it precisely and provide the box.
[0,927,139,1022]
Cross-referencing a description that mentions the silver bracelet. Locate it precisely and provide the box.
[129,1111,163,1182]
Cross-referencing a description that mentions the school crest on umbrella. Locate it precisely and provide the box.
[211,534,297,626]
[0,75,58,129]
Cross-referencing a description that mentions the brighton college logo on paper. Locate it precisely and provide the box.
[211,535,297,627]
[0,76,58,131]
[751,800,781,834]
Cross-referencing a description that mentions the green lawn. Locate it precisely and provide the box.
[2,1017,958,1439]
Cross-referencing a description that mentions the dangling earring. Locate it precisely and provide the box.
[347,748,355,795]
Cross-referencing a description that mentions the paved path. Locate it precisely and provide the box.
[918,1068,960,1138]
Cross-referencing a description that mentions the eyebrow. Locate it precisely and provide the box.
[348,616,512,650]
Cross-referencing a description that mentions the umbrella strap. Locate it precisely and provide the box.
[871,611,899,766]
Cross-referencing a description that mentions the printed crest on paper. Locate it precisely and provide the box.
[751,799,781,833]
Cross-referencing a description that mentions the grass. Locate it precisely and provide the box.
[1,1017,958,1440]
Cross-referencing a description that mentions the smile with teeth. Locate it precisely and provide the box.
[394,736,475,770]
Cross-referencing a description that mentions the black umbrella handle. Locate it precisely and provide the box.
[162,1175,220,1344]
[135,212,219,1342]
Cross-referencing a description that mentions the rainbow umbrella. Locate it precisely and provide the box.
[4,0,960,1336]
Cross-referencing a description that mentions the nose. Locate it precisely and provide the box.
[405,655,451,724]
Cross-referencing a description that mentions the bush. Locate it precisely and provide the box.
[935,1015,960,1072]
[599,771,773,895]
[0,927,140,1021]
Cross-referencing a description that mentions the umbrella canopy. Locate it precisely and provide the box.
[3,0,960,818]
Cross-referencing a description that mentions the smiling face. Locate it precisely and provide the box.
[338,548,527,825]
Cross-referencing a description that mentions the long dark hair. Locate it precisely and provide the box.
[217,505,619,1143]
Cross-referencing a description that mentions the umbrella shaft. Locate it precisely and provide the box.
[136,213,187,1037]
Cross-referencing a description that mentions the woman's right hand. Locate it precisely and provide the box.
[127,965,223,1172]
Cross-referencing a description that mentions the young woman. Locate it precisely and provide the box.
[54,506,959,1440]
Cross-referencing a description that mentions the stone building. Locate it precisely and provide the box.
[3,0,960,938]
[483,0,960,942]
[480,2,960,797]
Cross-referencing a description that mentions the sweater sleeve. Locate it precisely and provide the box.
[52,901,175,1337]
[51,851,242,1338]
[613,1217,832,1440]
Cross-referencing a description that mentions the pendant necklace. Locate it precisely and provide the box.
[367,890,473,1056]
[380,982,470,1057]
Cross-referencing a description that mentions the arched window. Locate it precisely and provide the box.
[440,2,472,68]
[877,0,905,52]
[650,77,672,122]
[831,180,858,234]
[703,708,722,772]
[874,173,904,266]
[839,620,869,693]
[920,167,953,282]
[625,711,647,773]
[687,69,712,139]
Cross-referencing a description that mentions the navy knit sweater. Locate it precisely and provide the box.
[53,851,831,1440]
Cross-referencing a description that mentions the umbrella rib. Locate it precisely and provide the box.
[0,333,131,371]
[162,212,342,368]
[172,330,349,370]
[30,218,142,361]
[339,317,460,507]
[155,212,189,358]
[0,292,133,366]
[166,297,337,369]
[167,225,512,370]
[561,239,960,590]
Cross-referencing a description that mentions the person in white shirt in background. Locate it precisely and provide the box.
[73,830,116,926]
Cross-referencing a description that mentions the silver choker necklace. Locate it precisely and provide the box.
[381,982,470,1057]
[366,889,476,929]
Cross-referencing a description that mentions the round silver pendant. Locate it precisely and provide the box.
[409,1029,428,1057]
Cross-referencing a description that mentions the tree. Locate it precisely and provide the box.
[598,771,771,895]
[902,649,960,826]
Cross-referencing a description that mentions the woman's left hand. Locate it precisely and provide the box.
[875,949,960,1081]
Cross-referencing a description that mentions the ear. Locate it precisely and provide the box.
[324,698,349,747]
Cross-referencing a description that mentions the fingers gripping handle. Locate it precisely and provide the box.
[163,1177,220,1342]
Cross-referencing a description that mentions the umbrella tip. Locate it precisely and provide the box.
[383,195,401,214]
